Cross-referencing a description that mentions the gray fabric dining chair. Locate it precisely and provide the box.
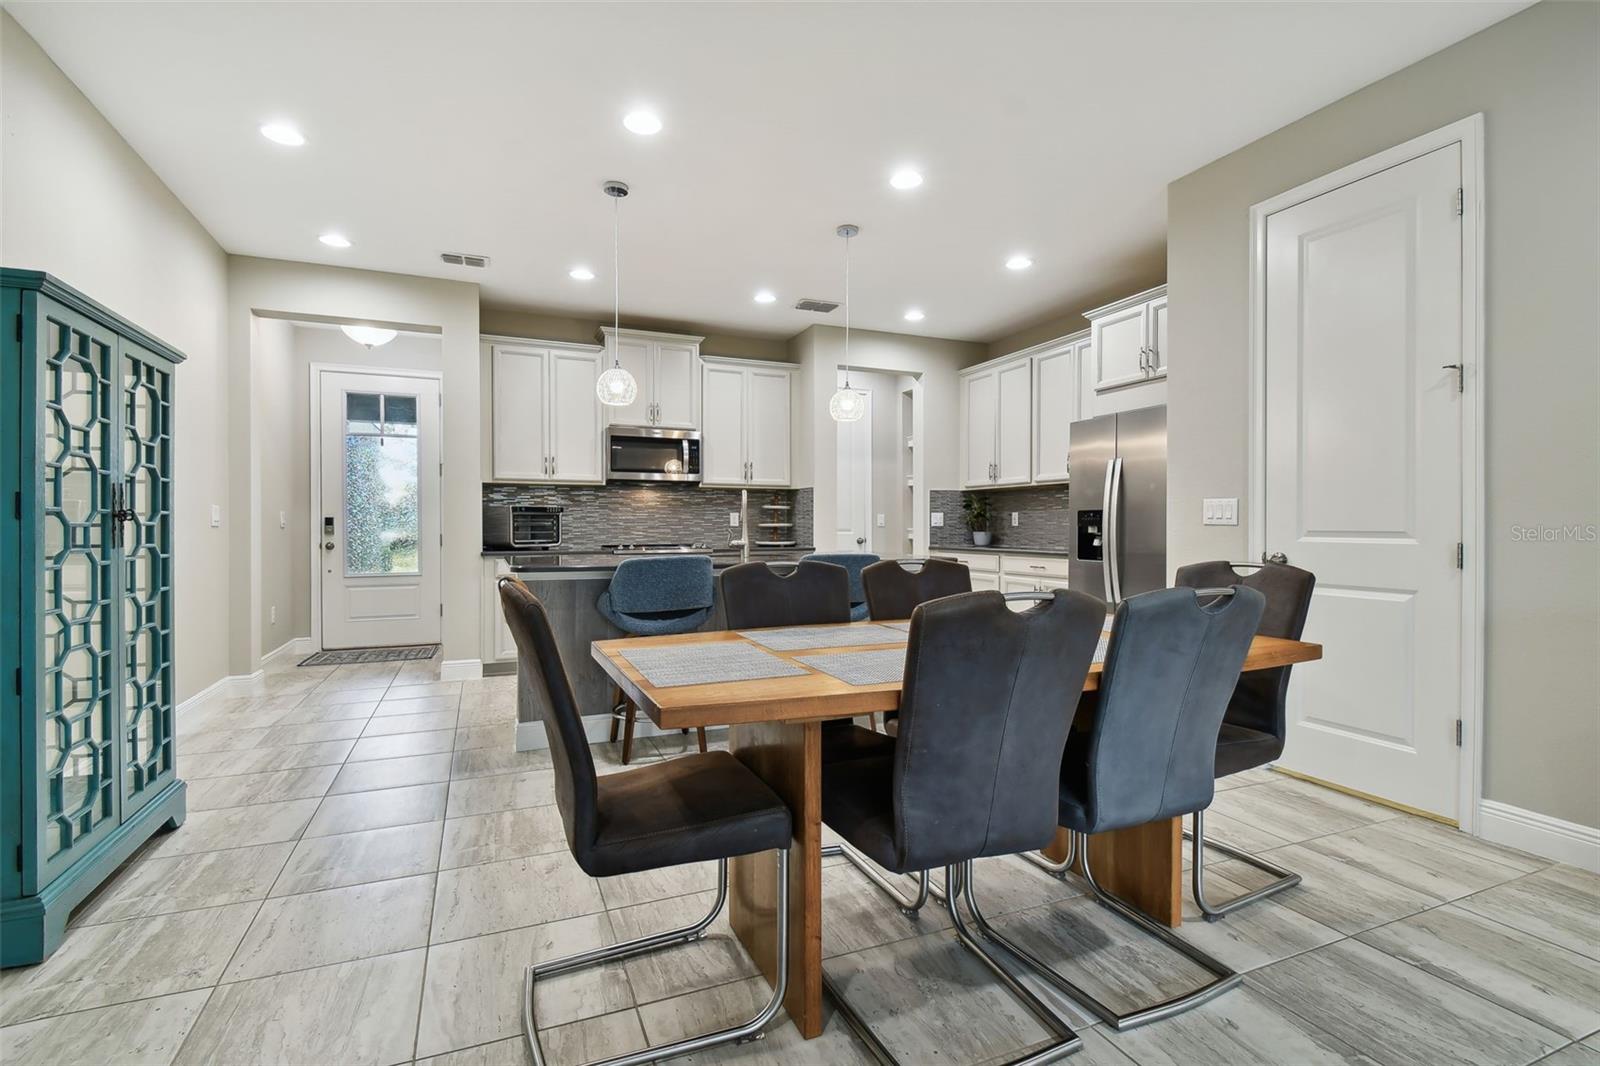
[1174,560,1316,919]
[819,588,1105,1066]
[498,578,794,1066]
[966,584,1265,1030]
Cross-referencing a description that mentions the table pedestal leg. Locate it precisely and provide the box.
[1042,817,1183,928]
[727,720,823,1038]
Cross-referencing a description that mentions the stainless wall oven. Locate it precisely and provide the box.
[605,426,702,483]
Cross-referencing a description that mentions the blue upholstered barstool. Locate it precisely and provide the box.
[597,555,715,764]
[801,552,879,621]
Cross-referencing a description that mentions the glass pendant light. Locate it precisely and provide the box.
[829,223,866,423]
[595,180,639,407]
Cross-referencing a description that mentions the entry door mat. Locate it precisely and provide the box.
[619,643,807,688]
[739,624,908,652]
[299,645,439,667]
[796,648,907,687]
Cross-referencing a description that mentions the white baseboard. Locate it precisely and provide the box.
[441,658,484,682]
[261,636,314,667]
[1478,799,1600,873]
[515,717,728,752]
[176,673,234,713]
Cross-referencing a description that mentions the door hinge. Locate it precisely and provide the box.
[1454,187,1464,217]
[1456,542,1465,569]
[1455,719,1464,746]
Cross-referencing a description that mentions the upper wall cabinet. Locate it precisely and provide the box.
[600,327,703,429]
[701,357,793,487]
[1031,331,1088,483]
[1086,284,1167,394]
[489,339,605,483]
[961,331,1086,488]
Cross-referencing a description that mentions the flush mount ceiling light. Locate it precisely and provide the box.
[903,308,925,322]
[829,224,866,424]
[259,121,305,147]
[569,266,595,281]
[753,289,777,304]
[341,325,398,349]
[1005,254,1034,271]
[319,233,351,249]
[595,180,640,407]
[889,167,923,190]
[622,109,662,136]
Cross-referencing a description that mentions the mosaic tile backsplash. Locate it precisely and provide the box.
[483,482,813,551]
[929,484,1071,551]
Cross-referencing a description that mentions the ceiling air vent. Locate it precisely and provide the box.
[440,252,491,268]
[794,298,839,313]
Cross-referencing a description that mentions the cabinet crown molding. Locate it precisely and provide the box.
[1083,283,1168,322]
[962,327,1089,378]
[698,354,799,370]
[481,333,604,353]
[599,325,706,345]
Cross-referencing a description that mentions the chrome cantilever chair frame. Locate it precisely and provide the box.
[825,858,1082,1066]
[523,852,788,1066]
[974,830,1241,1030]
[1187,808,1302,921]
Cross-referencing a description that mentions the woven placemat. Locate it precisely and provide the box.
[739,624,907,652]
[796,648,906,687]
[883,621,912,632]
[619,643,807,688]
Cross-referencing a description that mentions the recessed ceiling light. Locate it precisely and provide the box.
[753,289,777,304]
[903,308,925,322]
[889,168,923,190]
[259,121,305,147]
[1005,254,1034,271]
[318,232,351,249]
[623,109,663,136]
[569,266,595,281]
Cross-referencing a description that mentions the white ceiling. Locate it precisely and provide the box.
[9,1,1524,343]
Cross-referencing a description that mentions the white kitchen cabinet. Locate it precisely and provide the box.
[1031,331,1085,483]
[995,361,1032,485]
[962,370,998,488]
[1087,284,1167,394]
[601,328,703,428]
[490,340,604,483]
[700,357,794,487]
[482,557,518,664]
[1147,291,1168,378]
[970,571,1001,592]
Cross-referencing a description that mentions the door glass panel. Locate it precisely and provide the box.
[344,391,421,576]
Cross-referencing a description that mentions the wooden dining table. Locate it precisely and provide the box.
[591,618,1321,1040]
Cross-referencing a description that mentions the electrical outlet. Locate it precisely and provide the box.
[210,504,222,528]
[728,512,740,527]
[1202,498,1239,526]
[270,605,277,625]
[876,514,885,528]
[279,510,287,529]
[1010,512,1019,527]
[931,511,944,528]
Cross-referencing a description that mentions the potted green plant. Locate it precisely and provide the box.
[962,492,993,546]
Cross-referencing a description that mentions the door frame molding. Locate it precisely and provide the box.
[308,362,445,652]
[1246,113,1485,831]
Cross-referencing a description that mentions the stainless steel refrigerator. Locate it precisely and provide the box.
[1068,405,1167,603]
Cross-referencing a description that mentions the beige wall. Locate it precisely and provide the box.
[1,13,233,702]
[481,305,789,362]
[1166,1,1599,827]
[254,318,297,656]
[227,258,481,672]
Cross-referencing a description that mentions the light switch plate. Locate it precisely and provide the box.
[210,504,222,528]
[876,514,885,528]
[1203,498,1239,526]
[1010,512,1019,527]
[279,510,287,529]
[931,512,944,528]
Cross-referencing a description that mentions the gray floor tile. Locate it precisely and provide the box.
[348,729,457,762]
[607,889,759,1004]
[225,874,436,981]
[0,903,257,1025]
[1535,1044,1600,1066]
[1250,938,1565,1066]
[1193,807,1298,856]
[1209,778,1394,844]
[180,739,356,779]
[255,720,369,746]
[363,709,461,736]
[416,913,632,1059]
[272,820,443,895]
[1202,841,1442,934]
[440,806,569,869]
[186,765,339,811]
[450,745,556,781]
[1175,864,1344,972]
[71,842,293,925]
[387,681,464,702]
[142,798,319,858]
[1455,864,1600,961]
[180,726,273,753]
[329,751,454,794]
[416,1035,535,1066]
[446,769,558,819]
[174,949,425,1066]
[820,860,952,959]
[597,859,717,910]
[1356,904,1600,1038]
[1299,819,1534,902]
[0,989,210,1066]
[376,694,461,717]
[1103,984,1379,1066]
[431,852,605,943]
[304,782,448,837]
[638,977,876,1066]
[272,700,379,724]
[537,1010,647,1066]
[454,724,518,752]
[297,685,389,706]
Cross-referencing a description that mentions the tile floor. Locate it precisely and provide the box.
[1,654,1596,1066]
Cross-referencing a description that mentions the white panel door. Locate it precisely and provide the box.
[549,349,603,483]
[1092,303,1147,391]
[995,360,1033,485]
[701,364,747,485]
[1265,142,1463,819]
[604,336,653,426]
[746,368,791,486]
[491,346,548,481]
[653,342,699,428]
[962,371,997,487]
[1147,293,1169,378]
[318,370,442,649]
[834,372,872,550]
[1033,345,1075,482]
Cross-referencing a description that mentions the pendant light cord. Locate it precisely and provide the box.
[612,193,621,368]
[842,230,852,389]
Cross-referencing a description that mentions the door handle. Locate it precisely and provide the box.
[1262,550,1288,565]
[1104,457,1124,604]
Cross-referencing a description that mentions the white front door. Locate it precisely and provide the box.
[834,373,873,551]
[318,369,442,649]
[1263,142,1464,819]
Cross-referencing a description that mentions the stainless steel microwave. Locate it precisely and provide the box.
[605,426,702,483]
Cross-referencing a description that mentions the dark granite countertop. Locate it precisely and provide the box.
[928,545,1071,557]
[497,547,816,573]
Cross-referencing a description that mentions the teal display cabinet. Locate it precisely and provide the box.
[2,270,187,966]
